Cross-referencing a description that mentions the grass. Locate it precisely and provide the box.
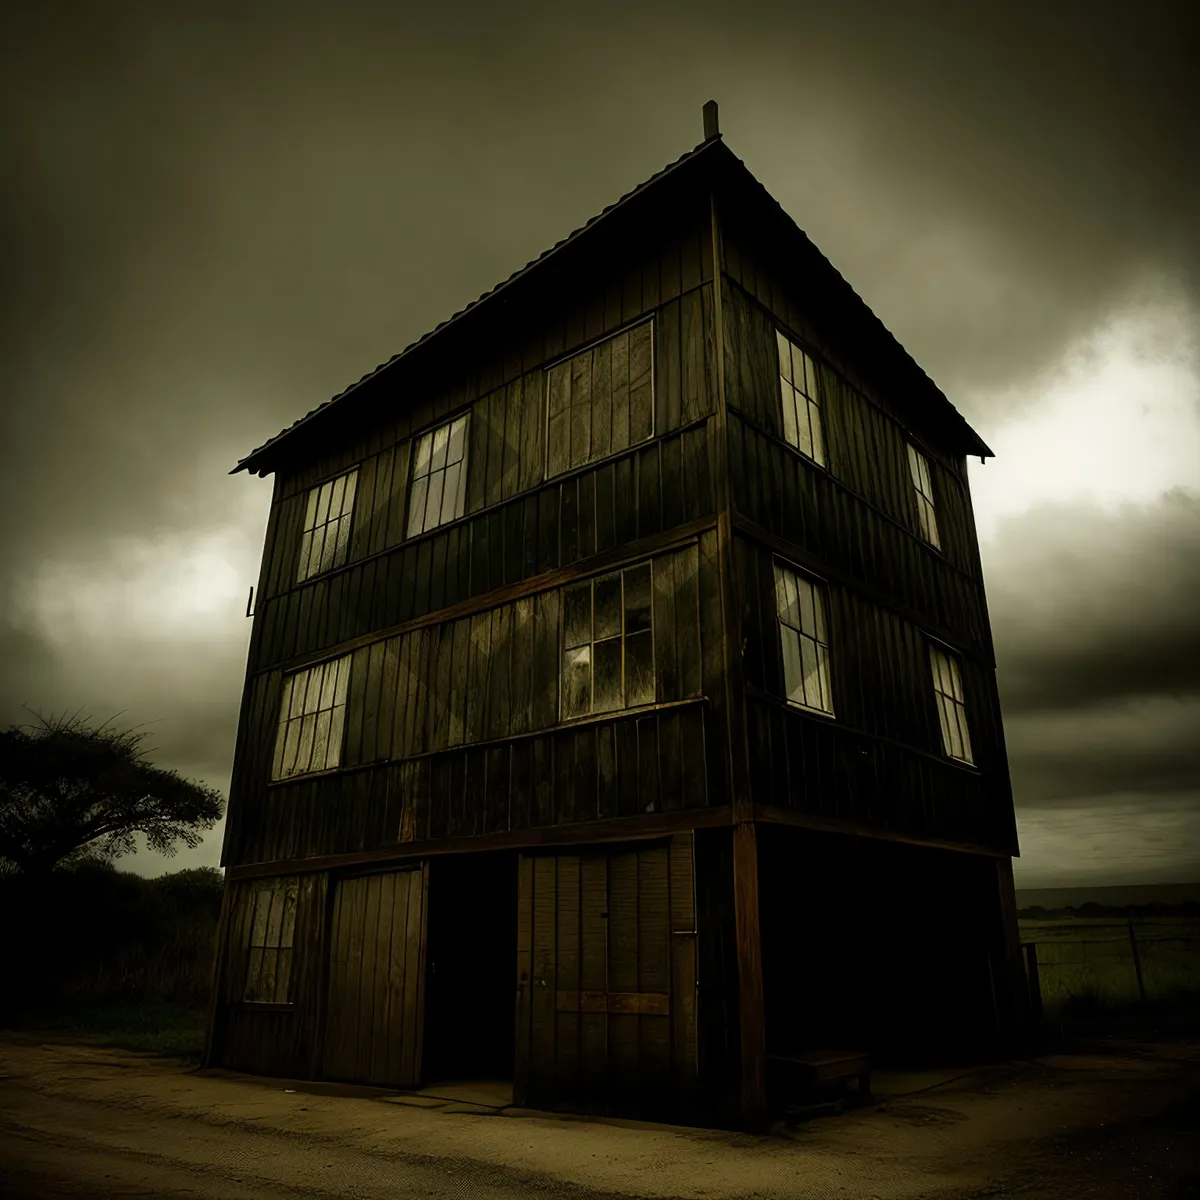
[9,1003,209,1059]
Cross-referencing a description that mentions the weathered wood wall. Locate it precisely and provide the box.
[226,537,729,866]
[212,872,327,1078]
[514,834,698,1121]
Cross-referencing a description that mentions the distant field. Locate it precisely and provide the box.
[1017,913,1200,1016]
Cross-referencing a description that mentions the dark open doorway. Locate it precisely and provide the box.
[422,850,518,1084]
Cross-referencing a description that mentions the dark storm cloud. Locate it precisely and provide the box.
[0,0,1194,875]
[988,489,1200,714]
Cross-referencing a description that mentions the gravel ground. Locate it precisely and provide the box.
[1,1033,1197,1198]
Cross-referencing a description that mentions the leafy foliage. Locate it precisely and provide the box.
[0,711,224,875]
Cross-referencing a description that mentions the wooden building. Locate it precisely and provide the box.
[205,102,1027,1130]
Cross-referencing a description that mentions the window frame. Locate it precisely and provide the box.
[296,469,359,582]
[240,877,298,1005]
[928,641,974,765]
[558,560,656,721]
[774,330,826,468]
[544,318,656,481]
[270,655,352,782]
[772,558,835,718]
[406,412,470,540]
[907,443,942,549]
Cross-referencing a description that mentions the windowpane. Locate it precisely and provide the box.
[594,574,622,640]
[781,625,804,703]
[311,708,332,770]
[244,948,264,1001]
[430,423,450,473]
[447,415,468,465]
[326,704,347,770]
[624,564,652,634]
[424,470,446,533]
[809,401,825,467]
[563,645,592,718]
[313,481,333,529]
[296,530,314,582]
[439,461,461,526]
[593,637,623,713]
[776,331,793,383]
[303,487,320,529]
[780,380,799,447]
[800,635,821,708]
[564,582,592,648]
[624,630,655,707]
[794,402,814,459]
[802,351,820,401]
[297,470,358,581]
[328,473,345,520]
[250,888,272,946]
[294,713,316,774]
[407,476,429,539]
[797,576,818,639]
[413,430,433,477]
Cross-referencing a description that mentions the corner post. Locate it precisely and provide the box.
[709,184,767,1131]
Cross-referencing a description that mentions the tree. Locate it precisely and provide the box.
[0,711,224,875]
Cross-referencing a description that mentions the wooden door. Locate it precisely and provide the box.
[323,866,428,1087]
[514,834,697,1118]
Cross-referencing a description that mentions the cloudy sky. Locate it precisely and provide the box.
[3,1,1196,888]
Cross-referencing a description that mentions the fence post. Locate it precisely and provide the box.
[1127,920,1147,1004]
[1022,942,1043,1047]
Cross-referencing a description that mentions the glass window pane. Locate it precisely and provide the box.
[294,668,319,717]
[564,582,592,648]
[328,473,345,520]
[334,655,351,704]
[815,644,833,713]
[340,470,357,517]
[955,703,974,764]
[446,416,468,465]
[316,524,336,575]
[412,430,433,479]
[280,718,302,778]
[271,720,289,781]
[908,445,921,490]
[313,481,333,529]
[303,487,320,532]
[326,704,346,769]
[935,693,955,755]
[311,708,332,770]
[429,423,450,473]
[439,462,461,525]
[294,713,316,773]
[781,625,803,704]
[797,576,818,639]
[258,948,278,1003]
[780,379,798,448]
[623,564,652,634]
[333,515,352,566]
[947,656,964,702]
[809,402,825,467]
[450,449,468,519]
[624,630,655,707]
[593,637,622,713]
[776,332,793,382]
[803,352,820,402]
[794,404,814,459]
[812,582,828,643]
[318,661,338,710]
[407,476,429,538]
[774,565,794,629]
[800,635,821,709]
[594,574,622,640]
[296,530,314,581]
[424,468,446,531]
[563,645,592,718]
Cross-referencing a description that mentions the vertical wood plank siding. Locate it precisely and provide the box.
[513,835,698,1120]
[228,541,720,865]
[735,534,1015,851]
[213,872,327,1078]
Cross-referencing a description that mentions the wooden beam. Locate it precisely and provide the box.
[994,855,1029,1056]
[753,803,1010,858]
[226,805,734,882]
[732,821,767,1130]
[258,513,717,678]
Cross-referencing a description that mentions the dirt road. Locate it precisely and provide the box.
[1,1034,1197,1198]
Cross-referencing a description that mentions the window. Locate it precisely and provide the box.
[297,470,358,582]
[242,878,298,1004]
[547,321,654,478]
[561,562,654,719]
[271,656,351,780]
[774,562,834,716]
[907,445,941,548]
[929,644,974,764]
[408,414,469,538]
[775,331,825,466]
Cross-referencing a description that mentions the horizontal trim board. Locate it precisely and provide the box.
[261,515,717,677]
[727,405,981,591]
[744,685,983,775]
[226,805,734,882]
[555,990,671,1015]
[754,802,1010,858]
[732,514,995,669]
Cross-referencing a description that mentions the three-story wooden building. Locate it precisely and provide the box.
[205,103,1026,1130]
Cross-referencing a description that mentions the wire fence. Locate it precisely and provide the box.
[1019,919,1200,1020]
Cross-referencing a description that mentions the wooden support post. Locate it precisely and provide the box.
[994,856,1028,1056]
[732,821,767,1129]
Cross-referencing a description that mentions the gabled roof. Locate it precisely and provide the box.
[233,133,990,476]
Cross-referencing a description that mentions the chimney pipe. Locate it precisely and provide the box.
[703,100,720,141]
